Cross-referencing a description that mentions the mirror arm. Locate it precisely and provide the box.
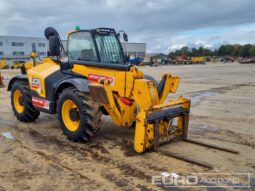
[56,35,66,56]
[118,30,128,42]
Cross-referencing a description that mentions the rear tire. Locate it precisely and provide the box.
[11,81,40,122]
[57,87,102,142]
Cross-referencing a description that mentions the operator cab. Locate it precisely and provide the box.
[45,27,129,69]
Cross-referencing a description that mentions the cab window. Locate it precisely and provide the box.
[68,32,98,62]
[95,33,124,64]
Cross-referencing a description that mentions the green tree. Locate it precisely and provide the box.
[239,44,252,57]
[191,48,198,56]
[218,45,227,56]
[249,46,255,56]
[174,50,182,56]
[168,52,175,59]
[198,47,204,56]
[213,49,218,56]
[203,48,212,56]
[168,43,255,58]
[231,45,241,57]
[225,45,234,55]
[181,47,189,55]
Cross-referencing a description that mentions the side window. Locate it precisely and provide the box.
[68,32,98,62]
[95,34,124,64]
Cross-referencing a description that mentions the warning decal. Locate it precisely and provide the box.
[32,97,49,110]
[88,74,114,85]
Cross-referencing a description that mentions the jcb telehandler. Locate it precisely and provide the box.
[8,27,191,153]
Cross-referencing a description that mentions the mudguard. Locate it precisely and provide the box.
[42,69,90,102]
[55,78,90,96]
[31,77,91,114]
[7,74,28,91]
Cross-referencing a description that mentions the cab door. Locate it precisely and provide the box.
[68,30,129,97]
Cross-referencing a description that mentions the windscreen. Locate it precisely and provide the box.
[95,33,124,64]
[68,32,98,62]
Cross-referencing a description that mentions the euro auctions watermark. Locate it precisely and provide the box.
[152,172,252,188]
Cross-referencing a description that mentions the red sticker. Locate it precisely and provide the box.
[32,97,49,110]
[88,74,114,85]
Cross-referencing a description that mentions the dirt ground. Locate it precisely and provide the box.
[0,62,255,191]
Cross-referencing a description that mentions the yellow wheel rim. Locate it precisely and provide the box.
[13,89,24,113]
[61,99,80,132]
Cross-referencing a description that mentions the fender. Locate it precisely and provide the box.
[7,74,28,91]
[30,77,90,114]
[55,78,90,96]
[43,69,90,102]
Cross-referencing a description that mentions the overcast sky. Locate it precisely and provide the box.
[1,0,255,53]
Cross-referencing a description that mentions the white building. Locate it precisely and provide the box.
[0,36,146,65]
[123,43,146,59]
[0,36,49,65]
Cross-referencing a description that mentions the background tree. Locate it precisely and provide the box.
[249,45,255,56]
[239,44,252,57]
[231,45,241,57]
[217,45,227,56]
[180,47,189,55]
[167,44,255,58]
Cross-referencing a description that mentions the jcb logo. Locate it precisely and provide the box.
[31,78,41,89]
[32,78,40,84]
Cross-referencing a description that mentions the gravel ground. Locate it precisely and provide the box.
[0,62,254,191]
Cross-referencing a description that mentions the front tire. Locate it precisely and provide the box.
[57,87,102,142]
[11,81,40,122]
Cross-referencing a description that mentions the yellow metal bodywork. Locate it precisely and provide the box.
[24,60,41,71]
[131,78,190,153]
[26,58,59,98]
[158,74,180,104]
[72,65,143,98]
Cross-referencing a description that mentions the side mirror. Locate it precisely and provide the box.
[123,32,128,42]
[44,27,64,57]
[48,35,61,56]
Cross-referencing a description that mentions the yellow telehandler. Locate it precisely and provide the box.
[8,27,191,153]
[7,27,239,168]
[191,56,205,64]
[0,60,8,69]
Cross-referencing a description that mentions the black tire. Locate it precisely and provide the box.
[11,81,40,122]
[57,87,102,142]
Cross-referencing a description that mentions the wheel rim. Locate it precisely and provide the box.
[61,99,80,132]
[13,89,24,113]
